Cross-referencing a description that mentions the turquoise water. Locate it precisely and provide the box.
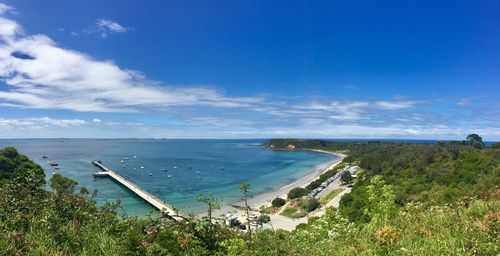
[0,139,337,216]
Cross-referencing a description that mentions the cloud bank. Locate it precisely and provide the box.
[0,10,263,112]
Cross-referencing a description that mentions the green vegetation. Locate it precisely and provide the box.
[281,197,320,218]
[492,142,500,149]
[280,207,301,218]
[265,191,500,255]
[268,136,500,223]
[467,133,485,149]
[271,197,286,207]
[299,197,320,212]
[0,146,44,186]
[318,188,343,205]
[287,187,308,199]
[1,134,499,255]
[239,181,252,241]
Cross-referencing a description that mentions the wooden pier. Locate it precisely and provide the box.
[91,160,182,221]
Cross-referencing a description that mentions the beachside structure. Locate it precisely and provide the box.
[91,160,182,221]
[223,213,238,227]
[341,165,360,175]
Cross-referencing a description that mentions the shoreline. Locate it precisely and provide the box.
[212,149,346,216]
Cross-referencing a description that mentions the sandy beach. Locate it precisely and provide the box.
[212,149,345,216]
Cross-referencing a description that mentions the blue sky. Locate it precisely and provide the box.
[0,0,498,140]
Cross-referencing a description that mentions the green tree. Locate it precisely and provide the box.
[239,181,252,242]
[49,173,78,194]
[0,147,45,186]
[467,133,484,149]
[301,198,320,212]
[271,197,286,207]
[197,194,220,229]
[287,187,308,199]
[365,176,398,224]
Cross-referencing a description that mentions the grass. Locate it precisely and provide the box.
[281,207,297,217]
[318,188,343,205]
[281,207,306,218]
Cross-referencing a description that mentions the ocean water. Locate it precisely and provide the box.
[0,139,337,216]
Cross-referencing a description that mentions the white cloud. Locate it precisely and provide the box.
[0,13,264,112]
[92,118,102,123]
[0,117,86,127]
[0,3,14,14]
[272,101,370,121]
[94,19,128,38]
[0,16,21,38]
[374,100,422,110]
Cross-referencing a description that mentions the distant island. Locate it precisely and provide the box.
[0,134,498,255]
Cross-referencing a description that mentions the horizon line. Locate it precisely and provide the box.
[0,137,497,142]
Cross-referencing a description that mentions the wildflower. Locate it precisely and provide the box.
[376,225,400,245]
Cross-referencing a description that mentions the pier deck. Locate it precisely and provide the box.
[91,160,182,221]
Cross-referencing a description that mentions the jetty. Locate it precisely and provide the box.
[91,160,182,221]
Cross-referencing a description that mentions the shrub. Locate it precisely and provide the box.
[295,223,308,230]
[288,187,308,199]
[272,197,286,207]
[300,198,320,212]
[292,211,307,218]
[305,180,321,190]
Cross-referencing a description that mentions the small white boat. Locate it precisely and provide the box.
[120,160,124,163]
[54,166,60,169]
[149,173,152,176]
[122,165,125,168]
[140,166,145,169]
[124,157,129,160]
[196,171,201,174]
[52,172,56,175]
[162,168,168,171]
[168,175,172,178]
[133,156,137,159]
[173,166,177,169]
